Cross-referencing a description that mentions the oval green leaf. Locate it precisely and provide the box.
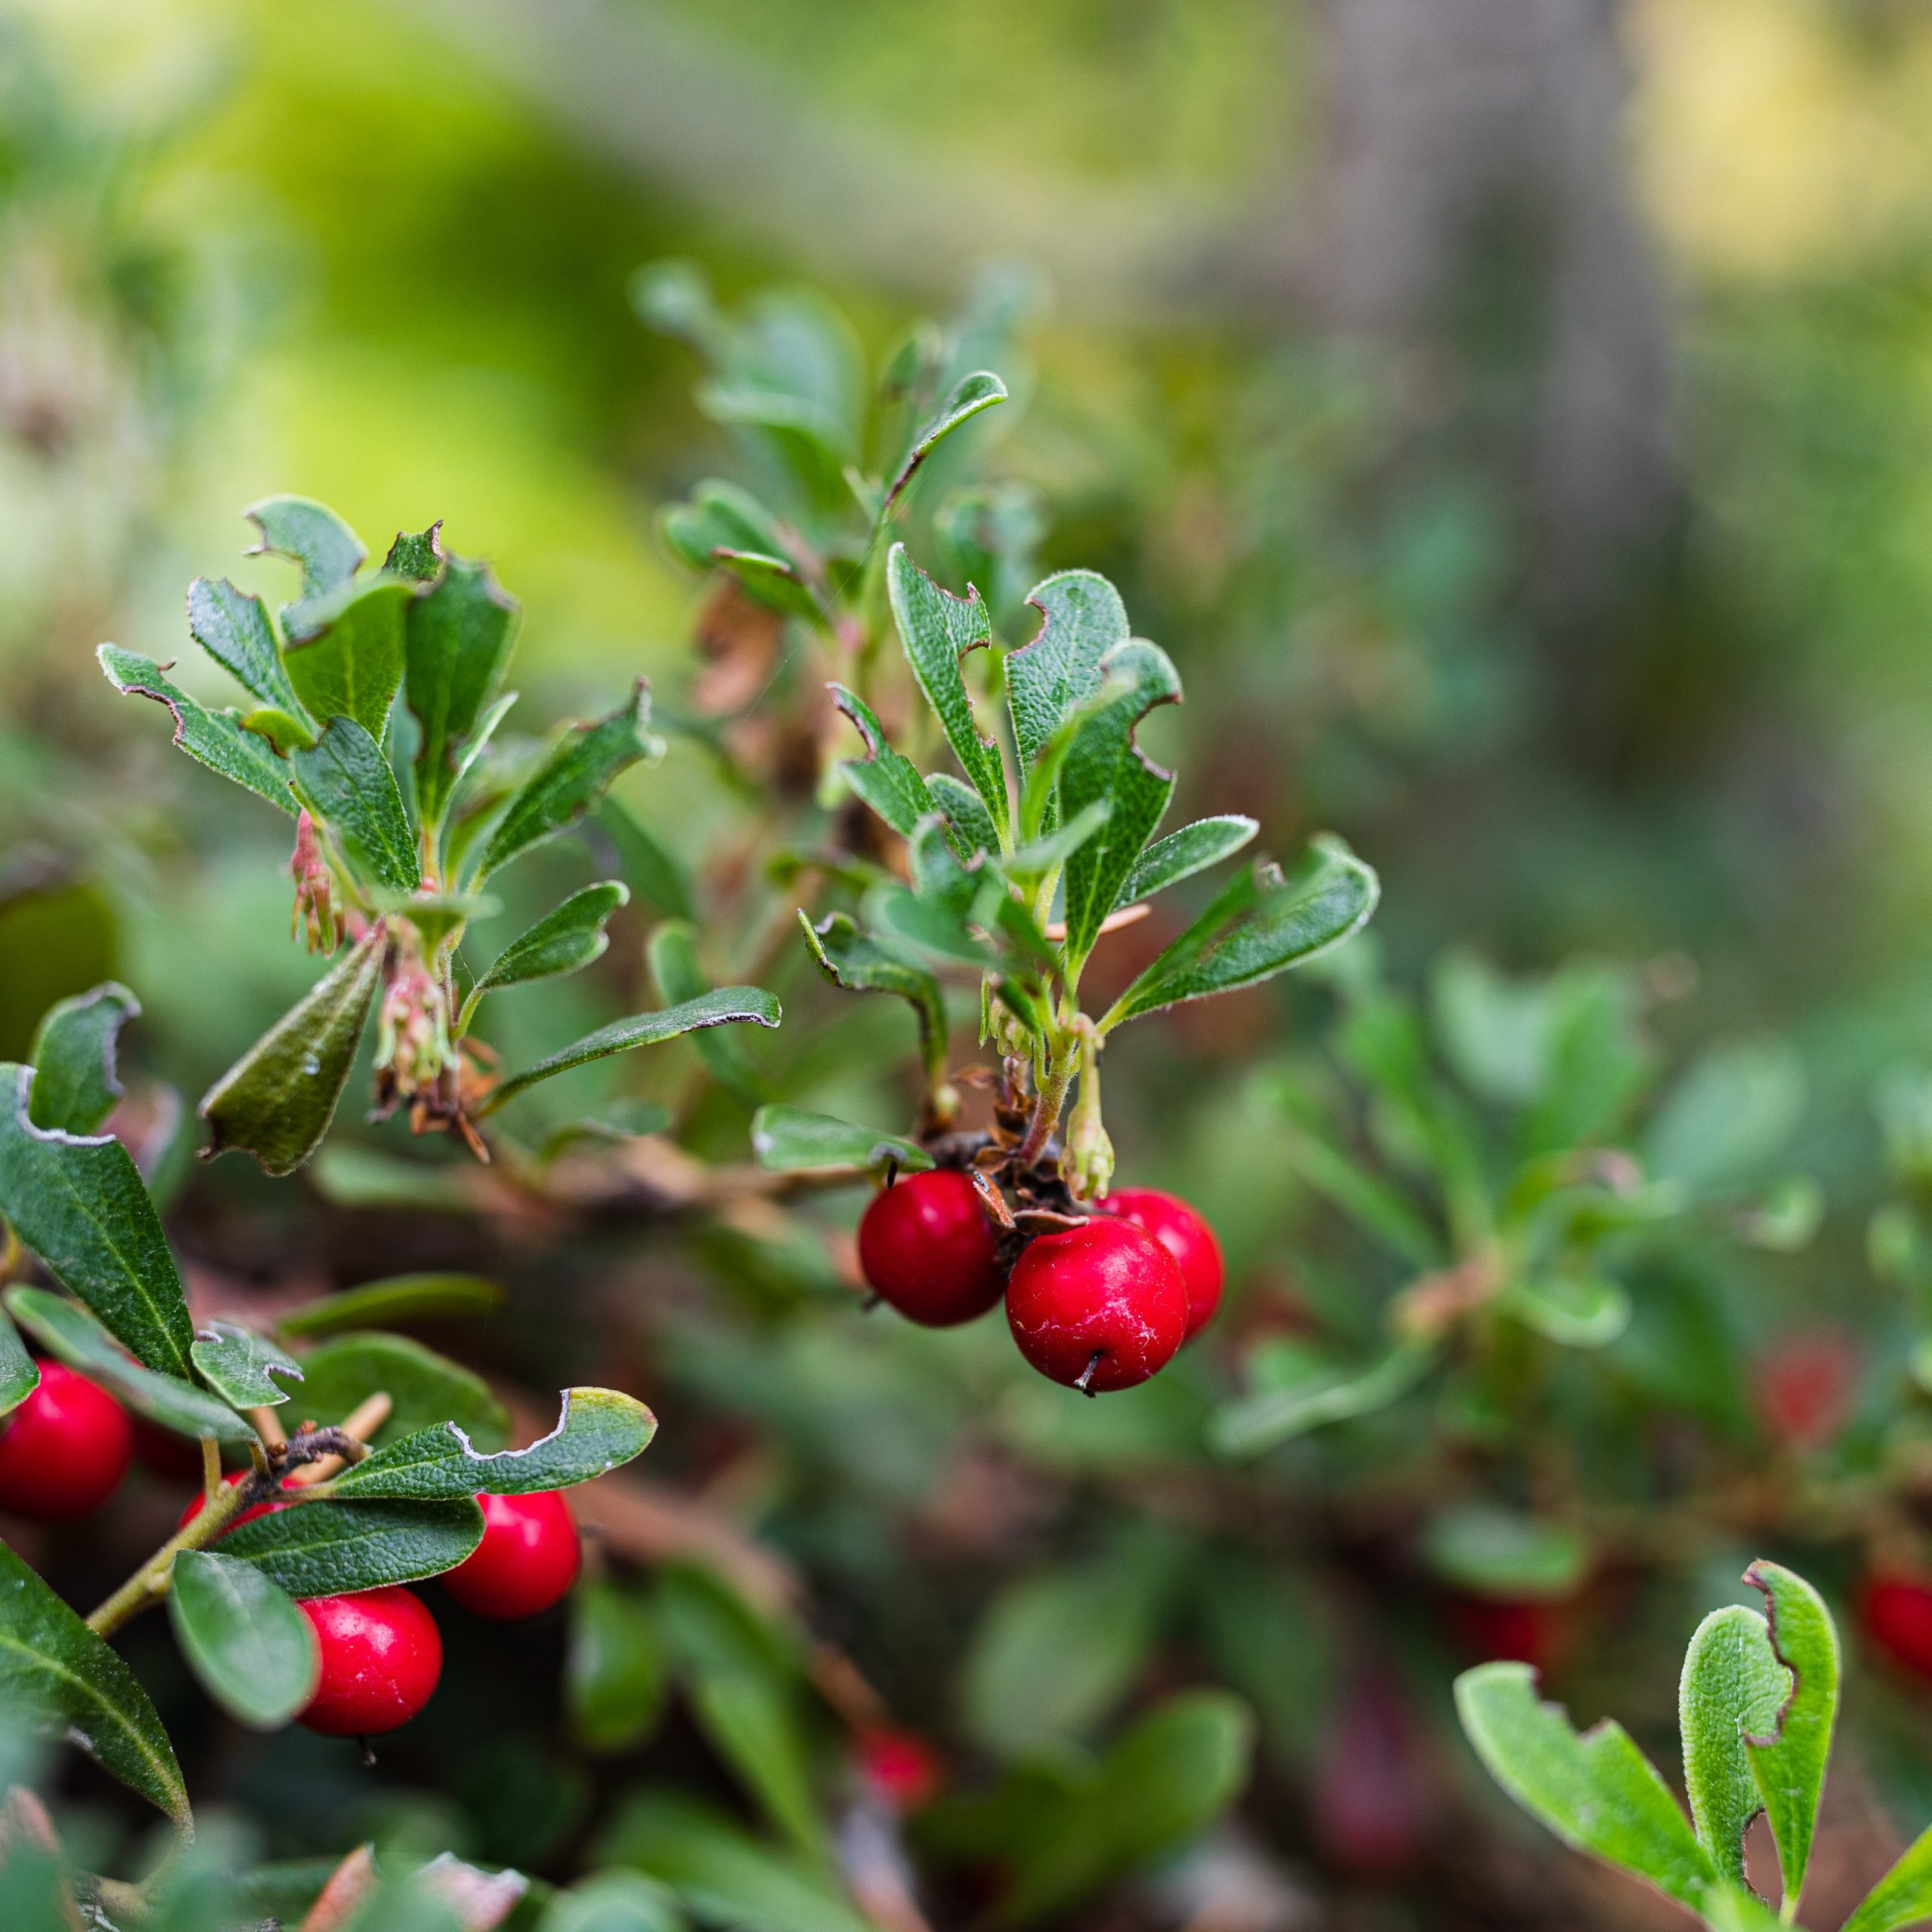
[169,1549,320,1730]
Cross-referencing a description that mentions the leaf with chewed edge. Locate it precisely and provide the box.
[830,683,936,838]
[1743,1560,1839,1915]
[29,981,137,1134]
[98,646,297,815]
[190,1321,304,1410]
[1679,1604,1789,1887]
[187,576,309,721]
[329,1387,657,1500]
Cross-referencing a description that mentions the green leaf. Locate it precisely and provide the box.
[0,1065,195,1377]
[649,922,769,1104]
[1743,1560,1840,1915]
[886,545,1011,845]
[1006,569,1129,779]
[0,1541,188,1826]
[385,523,444,580]
[240,705,318,755]
[6,1287,252,1441]
[481,987,780,1115]
[1115,815,1259,909]
[829,683,936,838]
[598,799,695,922]
[1422,1506,1589,1600]
[276,1272,505,1338]
[1272,1118,1444,1269]
[331,1386,657,1500]
[291,1331,509,1447]
[1678,1604,1789,1887]
[797,912,948,1097]
[289,718,422,894]
[168,1549,319,1731]
[545,1872,687,1932]
[29,981,137,1134]
[882,369,1007,512]
[463,882,629,1026]
[280,577,411,745]
[198,926,385,1177]
[1103,838,1380,1031]
[0,1308,35,1418]
[1455,1662,1716,1911]
[926,771,1001,862]
[97,645,297,815]
[1500,1273,1631,1348]
[474,681,660,882]
[688,1671,823,1862]
[407,554,522,830]
[749,1104,931,1175]
[218,1496,485,1596]
[658,483,817,618]
[1209,1339,1432,1457]
[568,1579,666,1756]
[247,494,365,598]
[1646,1041,1807,1195]
[596,1795,875,1932]
[186,577,308,719]
[1843,1824,1932,1932]
[190,1321,304,1410]
[1001,799,1112,884]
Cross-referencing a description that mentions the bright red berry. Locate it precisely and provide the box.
[857,1727,943,1811]
[857,1168,1005,1327]
[1860,1573,1932,1678]
[1005,1217,1188,1393]
[1104,1187,1225,1340]
[441,1491,580,1620]
[297,1587,442,1736]
[176,1469,289,1536]
[0,1364,133,1521]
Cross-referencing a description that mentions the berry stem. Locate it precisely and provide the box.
[85,1466,260,1637]
[198,1434,220,1503]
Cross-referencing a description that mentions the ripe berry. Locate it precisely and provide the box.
[1104,1187,1225,1340]
[1754,1331,1859,1451]
[1005,1217,1188,1393]
[176,1469,289,1536]
[1860,1573,1932,1679]
[0,1364,133,1521]
[297,1587,442,1736]
[1444,1595,1571,1674]
[857,1168,1005,1327]
[857,1727,943,1811]
[441,1491,580,1620]
[133,1417,205,1481]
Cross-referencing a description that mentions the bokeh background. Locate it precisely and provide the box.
[11,2,1932,1927]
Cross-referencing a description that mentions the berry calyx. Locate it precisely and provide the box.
[296,1587,443,1736]
[176,1469,289,1536]
[857,1168,1006,1328]
[1004,1217,1188,1393]
[1103,1187,1225,1340]
[441,1490,580,1619]
[0,1364,133,1521]
[1860,1572,1932,1679]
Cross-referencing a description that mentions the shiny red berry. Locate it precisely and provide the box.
[857,1168,1005,1327]
[1005,1217,1188,1393]
[1861,1573,1932,1678]
[176,1469,289,1536]
[441,1491,580,1620]
[297,1587,442,1736]
[1104,1187,1225,1340]
[857,1727,943,1811]
[0,1364,133,1521]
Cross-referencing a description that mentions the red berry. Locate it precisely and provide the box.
[1861,1574,1932,1678]
[133,1418,205,1481]
[297,1587,442,1736]
[0,1364,133,1521]
[1005,1217,1187,1393]
[1104,1187,1225,1340]
[857,1169,1005,1327]
[441,1491,580,1620]
[176,1469,288,1536]
[1754,1332,1859,1451]
[857,1727,943,1811]
[1444,1595,1569,1673]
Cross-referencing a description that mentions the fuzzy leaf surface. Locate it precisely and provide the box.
[289,718,421,894]
[218,1496,485,1595]
[98,645,297,814]
[186,577,307,718]
[1680,1605,1789,1887]
[884,369,1007,510]
[168,1550,319,1731]
[1115,815,1259,909]
[927,771,1001,862]
[0,1308,35,1417]
[0,1542,188,1825]
[886,545,1010,844]
[475,681,657,881]
[407,554,522,829]
[247,494,365,598]
[190,1321,304,1410]
[831,683,936,838]
[468,882,629,1013]
[749,1104,932,1175]
[1006,569,1129,778]
[29,981,137,1134]
[1103,839,1380,1030]
[1456,1662,1716,1910]
[280,577,411,744]
[6,1287,252,1440]
[1743,1560,1840,1912]
[649,921,768,1104]
[481,987,780,1114]
[0,1065,194,1376]
[798,911,947,1091]
[331,1387,657,1500]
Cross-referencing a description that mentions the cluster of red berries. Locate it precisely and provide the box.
[856,1170,1223,1392]
[0,1367,581,1739]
